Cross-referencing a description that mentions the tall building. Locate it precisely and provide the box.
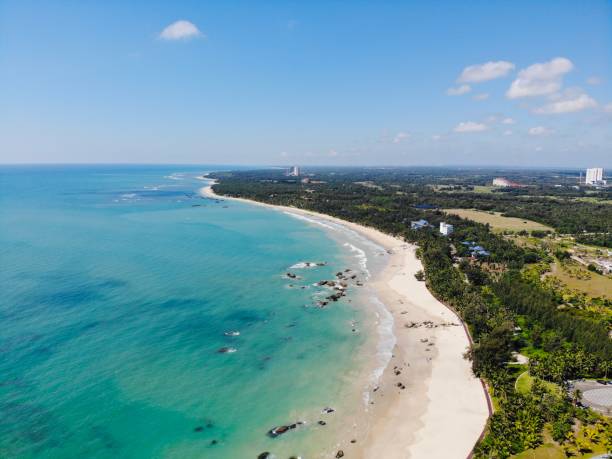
[288,166,300,177]
[440,222,454,236]
[585,167,604,185]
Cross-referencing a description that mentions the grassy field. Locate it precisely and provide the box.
[511,443,607,459]
[512,435,608,459]
[512,443,566,459]
[573,197,612,205]
[443,209,554,232]
[515,371,534,394]
[515,371,562,396]
[551,262,612,299]
[474,185,495,193]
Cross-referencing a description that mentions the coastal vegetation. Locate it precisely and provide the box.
[210,167,612,459]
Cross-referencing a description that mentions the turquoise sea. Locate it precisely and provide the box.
[0,165,392,458]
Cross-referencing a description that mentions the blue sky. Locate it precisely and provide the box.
[1,0,611,167]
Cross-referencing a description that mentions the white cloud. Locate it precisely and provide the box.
[503,130,513,136]
[159,20,203,41]
[604,103,612,113]
[393,132,410,143]
[534,92,597,114]
[447,84,471,96]
[473,93,489,101]
[506,57,573,99]
[454,121,488,133]
[535,146,543,152]
[431,134,441,141]
[328,149,338,157]
[586,76,601,85]
[501,117,516,125]
[458,60,515,83]
[528,126,553,136]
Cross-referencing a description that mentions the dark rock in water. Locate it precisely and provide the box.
[257,453,272,459]
[318,420,326,425]
[194,426,204,432]
[217,347,237,353]
[206,422,214,428]
[322,407,335,414]
[325,290,346,302]
[210,439,218,445]
[350,439,357,443]
[336,451,345,458]
[267,421,304,437]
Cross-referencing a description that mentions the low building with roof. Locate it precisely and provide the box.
[411,219,430,230]
[570,380,612,416]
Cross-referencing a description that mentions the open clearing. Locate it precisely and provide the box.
[551,263,612,299]
[443,209,554,232]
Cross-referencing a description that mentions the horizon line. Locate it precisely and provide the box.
[1,162,610,171]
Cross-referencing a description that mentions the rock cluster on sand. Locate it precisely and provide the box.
[404,320,460,329]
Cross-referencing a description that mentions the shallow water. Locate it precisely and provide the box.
[0,165,390,459]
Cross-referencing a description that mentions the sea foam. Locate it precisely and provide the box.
[363,295,396,407]
[343,242,370,279]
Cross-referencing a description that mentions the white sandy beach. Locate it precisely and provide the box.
[200,182,490,459]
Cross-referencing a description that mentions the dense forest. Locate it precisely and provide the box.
[209,168,612,458]
[212,168,611,234]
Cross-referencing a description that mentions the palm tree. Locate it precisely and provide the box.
[571,388,582,406]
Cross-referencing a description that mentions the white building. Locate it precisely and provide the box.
[492,177,523,188]
[440,222,454,236]
[493,177,512,187]
[585,167,605,185]
[288,166,300,177]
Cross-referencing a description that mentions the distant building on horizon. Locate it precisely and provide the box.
[440,222,454,236]
[492,177,524,188]
[585,167,606,186]
[288,165,301,177]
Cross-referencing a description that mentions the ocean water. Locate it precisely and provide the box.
[0,165,390,459]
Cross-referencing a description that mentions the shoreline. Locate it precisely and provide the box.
[200,181,490,458]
